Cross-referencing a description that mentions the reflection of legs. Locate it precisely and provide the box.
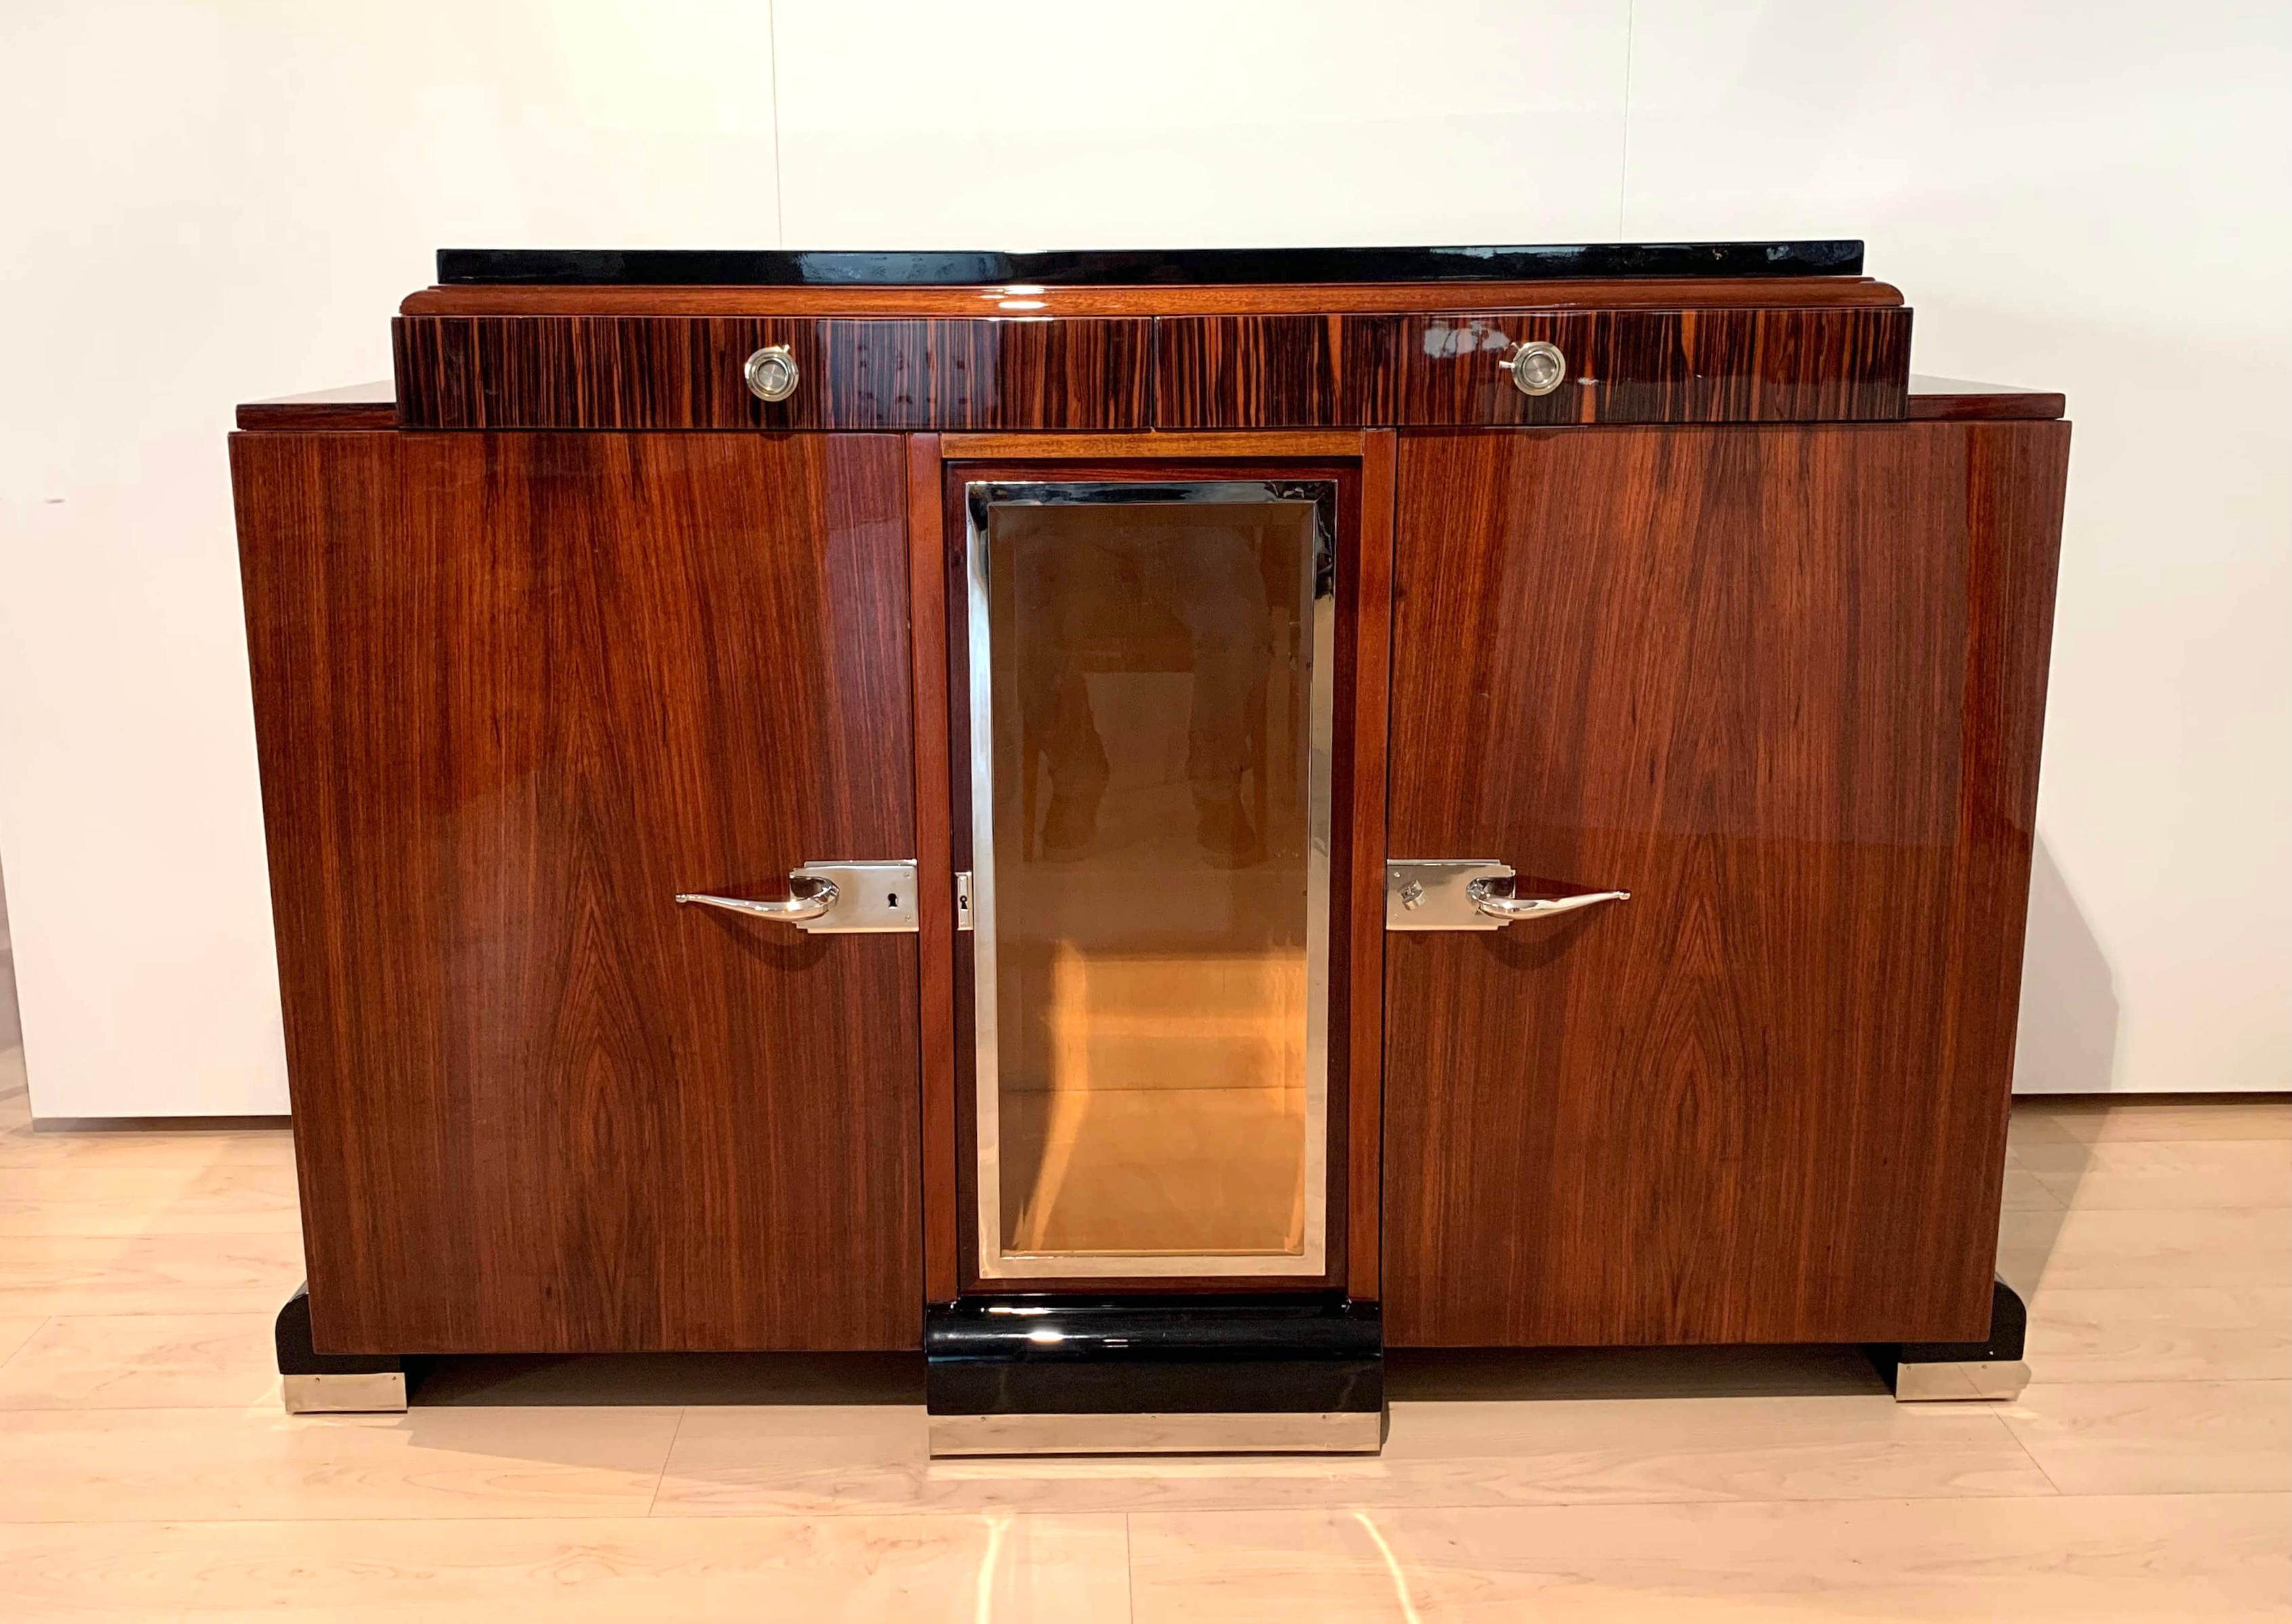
[1171,525,1272,865]
[1013,941,1093,1252]
[1014,540,1110,858]
[1034,669,1108,857]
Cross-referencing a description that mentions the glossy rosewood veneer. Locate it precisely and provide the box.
[232,250,2070,1375]
[400,275,1905,318]
[1381,421,2070,1347]
[394,316,1152,431]
[232,430,923,1354]
[1156,307,1910,427]
[390,279,1913,432]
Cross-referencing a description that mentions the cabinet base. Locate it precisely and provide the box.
[282,1371,409,1414]
[931,1409,1382,1456]
[275,1284,416,1414]
[1866,1278,2030,1402]
[925,1293,1383,1457]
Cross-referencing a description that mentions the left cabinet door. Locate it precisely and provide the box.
[233,431,921,1353]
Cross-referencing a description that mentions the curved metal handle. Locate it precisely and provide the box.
[1466,878,1629,920]
[676,878,838,924]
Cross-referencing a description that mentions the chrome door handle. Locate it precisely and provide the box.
[1466,879,1630,920]
[677,878,837,924]
[1386,861,1630,929]
[675,861,919,932]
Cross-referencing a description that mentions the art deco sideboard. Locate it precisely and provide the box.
[230,241,2070,1450]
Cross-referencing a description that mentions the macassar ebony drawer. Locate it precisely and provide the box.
[392,314,1152,430]
[1154,306,1912,428]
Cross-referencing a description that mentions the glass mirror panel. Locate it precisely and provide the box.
[968,482,1333,1278]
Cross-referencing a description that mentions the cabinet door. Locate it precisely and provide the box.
[235,431,921,1352]
[1384,423,2067,1347]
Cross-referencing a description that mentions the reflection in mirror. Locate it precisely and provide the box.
[969,484,1333,1277]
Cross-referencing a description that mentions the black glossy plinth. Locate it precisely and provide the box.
[274,1285,404,1378]
[276,1284,419,1412]
[926,1293,1382,1420]
[1866,1278,2029,1397]
[437,241,1864,289]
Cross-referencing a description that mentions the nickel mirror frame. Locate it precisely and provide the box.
[962,477,1338,1281]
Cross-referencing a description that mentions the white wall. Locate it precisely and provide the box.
[1,1,2285,1116]
[1616,0,2292,1097]
[0,1,785,1117]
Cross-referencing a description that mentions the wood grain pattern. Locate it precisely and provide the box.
[393,309,1906,432]
[1157,308,1912,428]
[235,382,395,431]
[2,1091,2282,1617]
[1344,430,1396,1303]
[393,316,1150,431]
[231,429,923,1353]
[940,430,1367,460]
[1382,421,2070,1348]
[1908,374,2068,421]
[906,434,959,1306]
[401,277,1906,319]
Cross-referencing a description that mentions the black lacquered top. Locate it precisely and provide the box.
[435,241,1864,287]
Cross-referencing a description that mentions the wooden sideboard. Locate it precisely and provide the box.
[230,243,2068,1446]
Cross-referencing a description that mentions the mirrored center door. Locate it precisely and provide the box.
[963,479,1336,1280]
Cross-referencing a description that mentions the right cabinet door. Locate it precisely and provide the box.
[1384,422,2068,1347]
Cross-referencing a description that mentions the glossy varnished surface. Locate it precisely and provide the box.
[1908,373,2069,420]
[393,306,1908,431]
[404,276,1905,318]
[234,382,395,431]
[435,241,1867,287]
[938,459,1365,1295]
[1382,422,2071,1348]
[1156,307,1911,426]
[230,430,923,1352]
[907,436,961,1306]
[1344,432,1396,1300]
[393,316,1152,431]
[938,430,1369,460]
[2,1045,2283,1618]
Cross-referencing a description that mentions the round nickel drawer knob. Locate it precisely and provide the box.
[1506,340,1567,397]
[744,344,800,403]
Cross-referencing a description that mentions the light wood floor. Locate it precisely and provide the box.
[0,1041,2284,1621]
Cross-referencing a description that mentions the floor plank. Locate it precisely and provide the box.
[1997,1205,2291,1295]
[0,1404,684,1522]
[0,1085,2281,1616]
[0,1320,42,1368]
[0,1232,306,1316]
[0,1121,296,1171]
[0,1511,1133,1622]
[652,1394,2055,1517]
[0,1162,301,1237]
[2011,1099,2292,1145]
[1125,1493,2291,1622]
[0,1314,282,1409]
[2025,1286,2292,1383]
[1998,1380,2292,1495]
[1998,1165,2064,1210]
[2018,1139,2292,1210]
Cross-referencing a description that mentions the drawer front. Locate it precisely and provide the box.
[1156,307,1910,428]
[394,315,1153,430]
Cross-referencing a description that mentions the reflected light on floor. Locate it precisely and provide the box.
[1352,1508,1425,1624]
